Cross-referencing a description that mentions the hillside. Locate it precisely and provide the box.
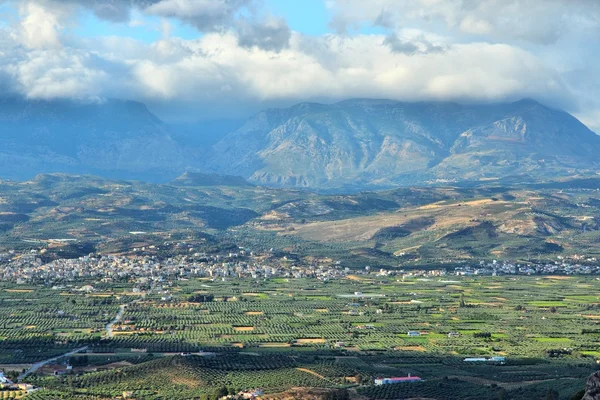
[207,99,600,189]
[2,174,600,266]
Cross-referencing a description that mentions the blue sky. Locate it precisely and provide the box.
[72,0,384,42]
[0,0,599,130]
[265,0,330,36]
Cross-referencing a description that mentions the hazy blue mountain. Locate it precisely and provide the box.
[207,99,600,189]
[0,98,191,181]
[170,118,246,148]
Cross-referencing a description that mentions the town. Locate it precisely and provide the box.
[2,244,600,285]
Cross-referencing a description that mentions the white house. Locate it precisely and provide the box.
[375,375,423,385]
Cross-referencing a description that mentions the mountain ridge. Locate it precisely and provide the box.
[0,96,598,190]
[206,98,600,189]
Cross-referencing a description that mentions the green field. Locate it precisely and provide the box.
[1,275,599,399]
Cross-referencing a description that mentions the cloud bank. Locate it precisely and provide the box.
[0,0,598,129]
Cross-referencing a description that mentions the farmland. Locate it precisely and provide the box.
[1,275,599,399]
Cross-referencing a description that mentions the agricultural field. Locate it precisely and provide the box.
[1,275,599,398]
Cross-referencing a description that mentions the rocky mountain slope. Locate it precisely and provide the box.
[207,99,600,189]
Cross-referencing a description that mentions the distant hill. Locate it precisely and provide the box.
[206,99,600,189]
[171,172,251,187]
[2,173,600,265]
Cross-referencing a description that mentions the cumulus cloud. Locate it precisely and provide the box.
[383,32,446,55]
[1,0,291,51]
[145,0,250,30]
[328,0,600,45]
[2,46,129,100]
[14,1,67,49]
[143,0,291,50]
[49,32,570,104]
[0,21,574,116]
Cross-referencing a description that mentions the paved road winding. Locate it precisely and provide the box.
[105,304,126,338]
[17,346,89,381]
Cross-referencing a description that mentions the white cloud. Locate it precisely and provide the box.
[5,49,111,99]
[0,0,597,128]
[458,15,492,35]
[236,16,291,51]
[328,0,600,45]
[143,0,291,50]
[91,1,132,22]
[0,26,573,111]
[15,1,65,49]
[98,33,568,108]
[1,0,291,51]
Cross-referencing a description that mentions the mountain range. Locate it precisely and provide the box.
[0,97,598,190]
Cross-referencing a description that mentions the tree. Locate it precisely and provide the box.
[212,386,229,400]
[188,294,214,302]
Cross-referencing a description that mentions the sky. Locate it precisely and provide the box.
[0,0,599,131]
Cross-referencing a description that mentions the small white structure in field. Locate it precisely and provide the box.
[375,375,423,385]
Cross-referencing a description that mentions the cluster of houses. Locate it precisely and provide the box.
[456,258,600,276]
[0,248,350,284]
[2,244,600,285]
[405,331,460,338]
